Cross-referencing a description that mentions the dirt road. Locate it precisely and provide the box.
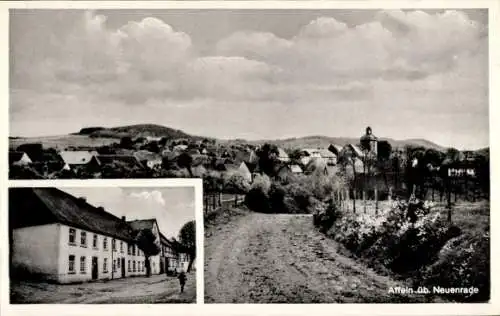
[205,211,421,303]
[11,272,196,304]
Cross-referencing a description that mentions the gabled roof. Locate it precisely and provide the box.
[347,144,364,158]
[317,149,336,158]
[9,151,31,164]
[277,148,289,158]
[134,150,162,162]
[127,218,157,231]
[9,188,134,241]
[59,151,99,165]
[329,144,343,155]
[305,157,328,173]
[290,164,303,173]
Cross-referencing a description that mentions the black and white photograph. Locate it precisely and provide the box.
[9,184,197,304]
[5,4,494,309]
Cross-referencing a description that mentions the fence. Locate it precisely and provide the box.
[204,192,245,215]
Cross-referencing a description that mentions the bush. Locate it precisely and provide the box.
[419,231,490,302]
[330,200,461,273]
[251,174,272,194]
[269,184,286,213]
[245,187,270,213]
[313,199,341,233]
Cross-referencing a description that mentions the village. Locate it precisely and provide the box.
[9,187,196,304]
[9,125,489,207]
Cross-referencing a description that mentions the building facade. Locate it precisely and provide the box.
[9,187,184,284]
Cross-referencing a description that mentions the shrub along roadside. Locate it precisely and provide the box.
[315,200,489,302]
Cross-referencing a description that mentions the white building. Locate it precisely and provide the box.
[10,188,180,284]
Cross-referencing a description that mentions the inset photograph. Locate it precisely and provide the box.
[9,184,197,304]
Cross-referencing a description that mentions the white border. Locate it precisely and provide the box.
[1,1,499,315]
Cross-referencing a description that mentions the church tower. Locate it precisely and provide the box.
[360,126,378,158]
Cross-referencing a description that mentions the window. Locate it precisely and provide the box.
[112,239,116,252]
[127,245,131,255]
[93,234,98,249]
[103,258,108,273]
[113,259,116,272]
[133,261,136,272]
[80,256,86,273]
[132,245,136,256]
[69,228,76,245]
[68,255,75,273]
[128,260,131,272]
[103,237,108,250]
[117,259,121,268]
[80,231,87,247]
[120,241,123,253]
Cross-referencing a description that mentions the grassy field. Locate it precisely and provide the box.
[10,135,119,150]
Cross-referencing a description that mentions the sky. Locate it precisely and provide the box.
[9,9,489,150]
[61,186,195,238]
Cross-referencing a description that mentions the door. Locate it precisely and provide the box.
[165,260,169,275]
[91,257,98,280]
[121,258,125,277]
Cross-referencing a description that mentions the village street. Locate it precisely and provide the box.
[11,272,196,304]
[205,211,431,303]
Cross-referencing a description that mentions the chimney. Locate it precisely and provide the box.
[121,216,126,222]
[97,206,104,212]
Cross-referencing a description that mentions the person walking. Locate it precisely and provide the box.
[178,270,187,293]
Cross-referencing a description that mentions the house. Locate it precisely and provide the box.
[29,152,70,177]
[173,144,188,152]
[159,233,178,275]
[133,150,162,169]
[340,144,364,161]
[304,157,328,175]
[226,161,252,183]
[277,148,290,162]
[58,151,101,173]
[127,219,163,275]
[289,164,303,174]
[9,188,148,284]
[300,149,321,166]
[275,164,294,181]
[177,251,191,273]
[9,151,32,166]
[97,155,145,170]
[146,136,162,142]
[328,144,343,157]
[301,148,337,166]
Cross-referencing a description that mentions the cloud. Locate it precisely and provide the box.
[130,190,166,206]
[9,9,488,148]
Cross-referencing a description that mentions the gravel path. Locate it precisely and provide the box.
[205,212,420,303]
[11,272,196,304]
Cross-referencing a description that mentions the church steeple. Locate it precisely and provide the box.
[360,126,378,157]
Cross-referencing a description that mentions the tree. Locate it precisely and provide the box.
[177,152,193,177]
[288,148,304,165]
[159,137,168,147]
[120,136,133,149]
[377,140,392,162]
[178,220,196,273]
[223,171,250,194]
[445,147,459,159]
[135,229,160,277]
[143,141,160,153]
[256,143,279,177]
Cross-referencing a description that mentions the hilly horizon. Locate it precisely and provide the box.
[9,123,468,151]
